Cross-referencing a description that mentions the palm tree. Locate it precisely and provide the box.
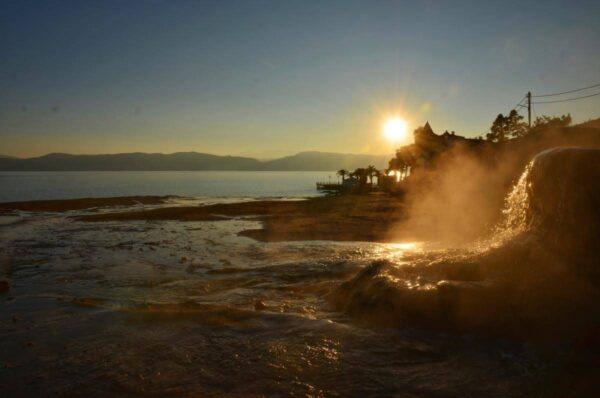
[353,168,368,186]
[395,146,415,181]
[366,165,379,185]
[337,169,348,183]
[375,169,382,186]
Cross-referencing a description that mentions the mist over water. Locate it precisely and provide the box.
[332,148,600,342]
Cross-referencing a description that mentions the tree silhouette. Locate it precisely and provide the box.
[506,110,527,138]
[352,168,368,186]
[486,110,527,142]
[487,112,572,142]
[366,165,379,185]
[531,114,571,132]
[389,146,414,180]
[336,169,348,182]
[487,114,506,142]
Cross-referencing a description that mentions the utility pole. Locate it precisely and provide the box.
[527,91,532,127]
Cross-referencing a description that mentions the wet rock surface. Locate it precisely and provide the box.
[0,199,545,397]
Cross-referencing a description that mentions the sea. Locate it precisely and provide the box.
[0,171,336,202]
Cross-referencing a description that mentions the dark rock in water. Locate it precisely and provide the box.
[524,147,600,279]
[330,147,600,343]
[0,280,9,293]
[254,300,267,311]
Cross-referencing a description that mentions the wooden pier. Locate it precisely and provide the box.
[316,182,342,191]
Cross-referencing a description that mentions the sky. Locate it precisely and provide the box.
[1,0,599,158]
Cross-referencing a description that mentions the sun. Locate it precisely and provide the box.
[383,117,408,143]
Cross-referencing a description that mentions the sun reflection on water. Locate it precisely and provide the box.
[369,241,423,263]
[387,242,420,251]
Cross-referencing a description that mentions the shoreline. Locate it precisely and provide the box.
[0,195,173,213]
[0,194,412,243]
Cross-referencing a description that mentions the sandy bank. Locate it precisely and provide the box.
[61,194,410,242]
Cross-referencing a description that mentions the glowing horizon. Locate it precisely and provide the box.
[1,1,598,158]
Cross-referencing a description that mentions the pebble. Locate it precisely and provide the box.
[254,300,267,311]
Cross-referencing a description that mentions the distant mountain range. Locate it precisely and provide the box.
[0,151,391,171]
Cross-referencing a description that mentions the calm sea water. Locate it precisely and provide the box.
[0,171,336,202]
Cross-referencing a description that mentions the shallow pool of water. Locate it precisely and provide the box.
[0,200,544,396]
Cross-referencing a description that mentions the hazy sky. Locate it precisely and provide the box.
[1,0,599,158]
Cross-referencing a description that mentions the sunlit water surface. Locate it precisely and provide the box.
[0,199,544,397]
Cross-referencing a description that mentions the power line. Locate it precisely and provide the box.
[478,94,527,137]
[511,96,527,111]
[532,83,600,97]
[476,82,599,137]
[532,91,600,104]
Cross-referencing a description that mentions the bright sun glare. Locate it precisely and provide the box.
[383,117,408,143]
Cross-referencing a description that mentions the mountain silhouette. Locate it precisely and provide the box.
[0,151,390,171]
